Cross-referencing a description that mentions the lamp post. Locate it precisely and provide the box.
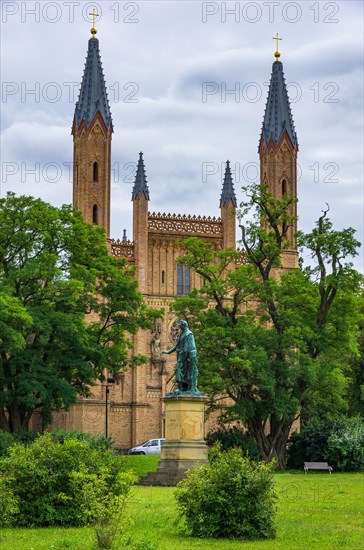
[105,377,115,438]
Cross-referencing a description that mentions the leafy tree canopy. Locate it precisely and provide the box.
[171,184,363,468]
[0,194,161,433]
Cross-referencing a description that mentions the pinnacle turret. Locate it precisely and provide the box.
[220,160,237,207]
[74,37,112,130]
[260,60,297,149]
[132,152,150,200]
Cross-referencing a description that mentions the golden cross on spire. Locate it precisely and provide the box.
[272,32,282,59]
[89,8,99,36]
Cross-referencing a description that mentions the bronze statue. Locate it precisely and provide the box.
[162,320,202,395]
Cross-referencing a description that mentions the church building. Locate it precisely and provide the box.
[49,23,298,450]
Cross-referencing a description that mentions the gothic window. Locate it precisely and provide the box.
[177,263,190,295]
[281,180,288,234]
[93,161,99,182]
[92,204,98,225]
[161,270,165,284]
[282,179,287,195]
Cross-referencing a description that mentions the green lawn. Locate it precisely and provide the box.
[0,473,363,550]
[125,454,160,478]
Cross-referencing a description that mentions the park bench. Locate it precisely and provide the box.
[304,461,333,474]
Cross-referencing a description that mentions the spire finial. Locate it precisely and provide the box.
[132,151,150,201]
[273,32,282,60]
[89,8,99,37]
[220,160,237,208]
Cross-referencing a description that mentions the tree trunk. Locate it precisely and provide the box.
[7,404,32,433]
[249,416,292,470]
[0,409,10,432]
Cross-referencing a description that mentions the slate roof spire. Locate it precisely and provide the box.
[260,59,297,149]
[132,152,150,200]
[220,160,237,207]
[74,35,112,130]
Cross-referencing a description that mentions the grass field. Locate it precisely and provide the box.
[0,472,363,550]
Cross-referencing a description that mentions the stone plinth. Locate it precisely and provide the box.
[138,394,209,486]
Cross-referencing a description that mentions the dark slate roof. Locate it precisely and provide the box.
[74,37,112,129]
[220,160,237,207]
[132,152,150,200]
[261,60,297,148]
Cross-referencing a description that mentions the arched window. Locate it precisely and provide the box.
[177,263,190,295]
[93,161,99,183]
[282,179,287,196]
[281,181,288,234]
[92,204,98,225]
[161,270,165,284]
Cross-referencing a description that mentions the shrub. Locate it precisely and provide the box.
[326,417,364,472]
[0,429,113,458]
[51,428,113,451]
[0,433,129,526]
[0,431,15,458]
[71,467,136,549]
[0,476,19,526]
[0,430,40,458]
[206,425,259,460]
[286,416,364,471]
[286,419,334,469]
[175,445,277,539]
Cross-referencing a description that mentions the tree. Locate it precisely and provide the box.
[172,185,362,468]
[0,194,160,433]
[344,299,364,417]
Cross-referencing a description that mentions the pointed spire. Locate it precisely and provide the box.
[260,60,297,149]
[220,161,237,208]
[132,152,150,200]
[74,36,112,130]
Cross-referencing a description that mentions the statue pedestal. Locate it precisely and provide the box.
[138,394,209,486]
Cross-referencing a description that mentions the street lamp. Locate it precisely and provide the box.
[104,377,115,438]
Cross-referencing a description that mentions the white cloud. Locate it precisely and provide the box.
[1,0,363,272]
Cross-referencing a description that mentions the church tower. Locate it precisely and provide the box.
[132,152,150,293]
[259,36,298,268]
[72,18,113,237]
[220,160,237,250]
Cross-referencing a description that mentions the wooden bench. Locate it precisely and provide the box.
[304,461,333,474]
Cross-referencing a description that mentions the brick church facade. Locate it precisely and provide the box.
[45,28,298,450]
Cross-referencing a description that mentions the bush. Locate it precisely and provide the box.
[0,433,130,527]
[206,425,259,460]
[0,431,15,458]
[175,445,277,539]
[0,428,113,458]
[326,417,364,472]
[51,428,113,451]
[286,419,334,469]
[287,416,364,471]
[0,429,113,458]
[0,476,19,526]
[0,430,40,457]
[72,467,136,548]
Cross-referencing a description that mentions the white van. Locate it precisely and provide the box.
[128,438,165,455]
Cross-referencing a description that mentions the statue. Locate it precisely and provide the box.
[151,333,162,361]
[162,320,202,395]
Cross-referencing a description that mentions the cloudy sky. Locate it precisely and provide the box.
[1,0,363,271]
